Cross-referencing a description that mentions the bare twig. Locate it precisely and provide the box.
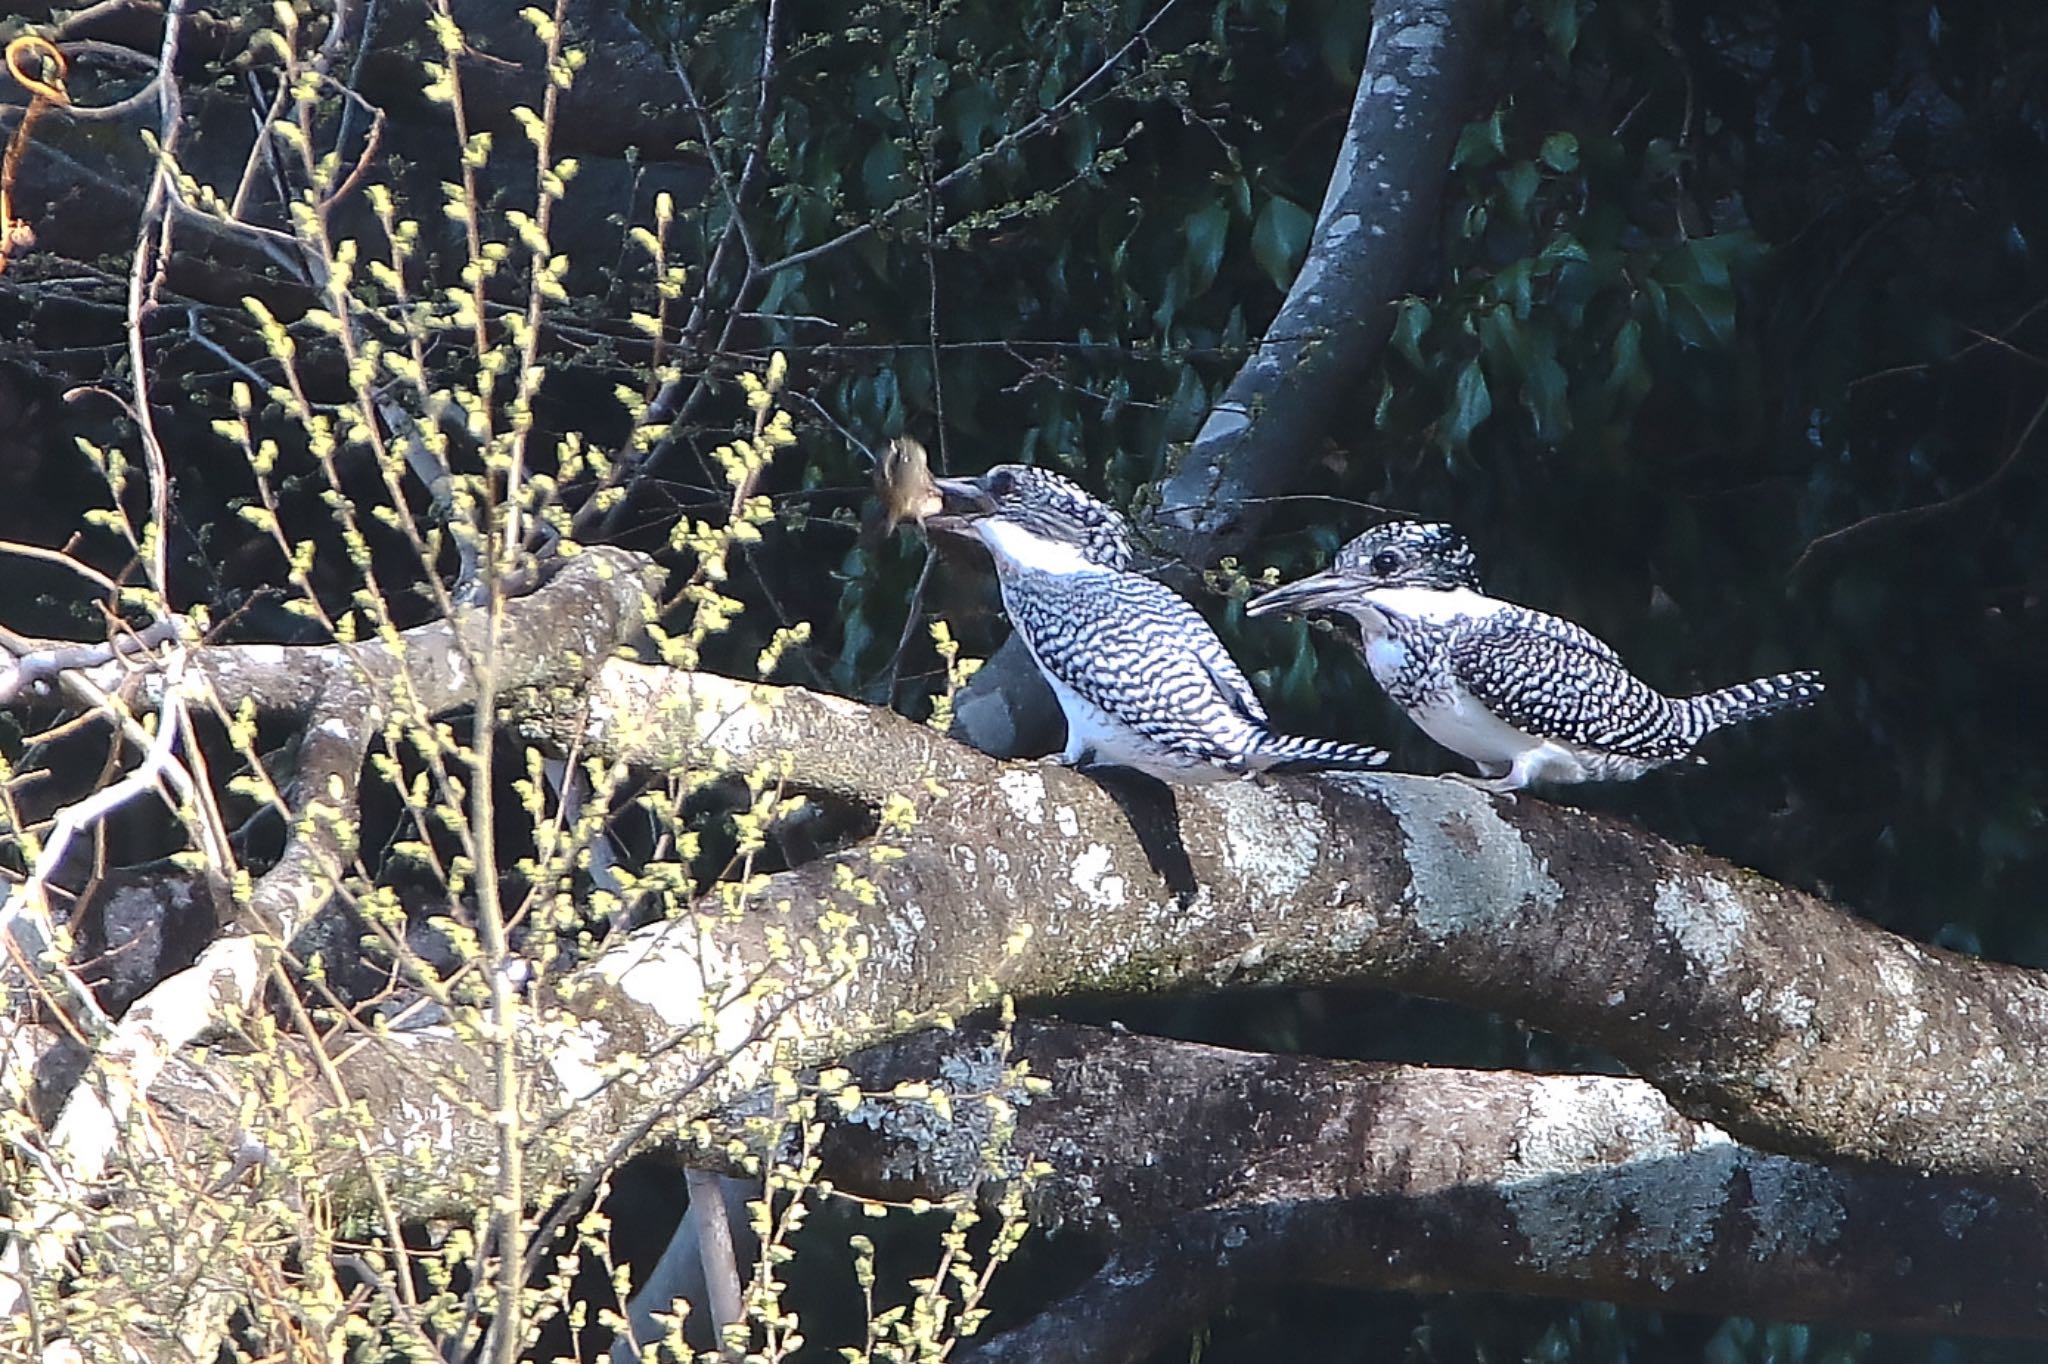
[122,0,189,609]
[1789,385,2048,580]
[583,0,787,539]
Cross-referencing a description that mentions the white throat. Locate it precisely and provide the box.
[1346,584,1505,635]
[975,518,1103,576]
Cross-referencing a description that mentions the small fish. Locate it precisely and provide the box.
[875,435,943,531]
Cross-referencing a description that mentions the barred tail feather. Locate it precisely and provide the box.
[1249,732,1391,773]
[1680,670,1825,742]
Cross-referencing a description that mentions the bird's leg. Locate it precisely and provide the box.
[1038,732,1093,770]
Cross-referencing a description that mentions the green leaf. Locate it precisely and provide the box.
[1478,306,1529,371]
[1602,317,1647,405]
[1318,0,1375,83]
[1165,363,1207,442]
[1492,258,1534,318]
[1451,108,1506,171]
[1538,233,1590,265]
[944,82,1001,156]
[1532,0,1581,61]
[1443,357,1493,449]
[1670,229,1766,289]
[1390,297,1433,370]
[1226,173,1253,221]
[1250,195,1316,291]
[1498,160,1541,223]
[1539,131,1580,172]
[1674,282,1738,347]
[1182,202,1231,296]
[1519,329,1571,442]
[861,139,907,208]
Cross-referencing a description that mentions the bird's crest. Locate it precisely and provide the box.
[1332,520,1481,591]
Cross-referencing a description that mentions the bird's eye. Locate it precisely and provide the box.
[1369,549,1402,577]
[987,468,1020,498]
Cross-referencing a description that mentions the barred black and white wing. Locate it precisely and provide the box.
[1446,607,1695,764]
[1004,571,1387,776]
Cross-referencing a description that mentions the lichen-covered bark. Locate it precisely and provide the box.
[150,666,2048,1207]
[19,554,2048,1342]
[77,1015,2048,1344]
[903,1023,2048,1360]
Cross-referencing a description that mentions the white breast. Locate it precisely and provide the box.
[1036,666,1233,782]
[1408,694,1545,769]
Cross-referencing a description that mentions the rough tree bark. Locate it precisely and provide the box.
[29,1013,2048,1353]
[518,660,2048,1194]
[29,606,2043,1201]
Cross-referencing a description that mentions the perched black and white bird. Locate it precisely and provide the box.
[1245,521,1824,793]
[926,464,1389,783]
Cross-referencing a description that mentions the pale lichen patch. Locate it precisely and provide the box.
[1388,17,1444,51]
[1652,875,1750,981]
[1505,1076,1736,1285]
[543,1018,611,1102]
[1372,776,1560,940]
[997,769,1048,826]
[1769,985,1817,1031]
[1069,843,1128,912]
[1203,782,1321,901]
[1875,954,1931,1042]
[842,1041,1026,1186]
[874,901,927,975]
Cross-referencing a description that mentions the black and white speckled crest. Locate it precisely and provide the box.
[1332,521,1481,591]
[973,464,1134,571]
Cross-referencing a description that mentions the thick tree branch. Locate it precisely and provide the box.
[1138,0,1488,567]
[129,655,2048,1212]
[928,1024,2048,1358]
[70,659,2048,1212]
[44,1015,2048,1344]
[13,554,2048,1343]
[492,684,2048,1198]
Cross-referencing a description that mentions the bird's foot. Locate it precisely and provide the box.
[1445,771,1520,804]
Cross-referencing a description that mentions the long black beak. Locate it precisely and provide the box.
[924,476,996,534]
[1245,569,1359,619]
